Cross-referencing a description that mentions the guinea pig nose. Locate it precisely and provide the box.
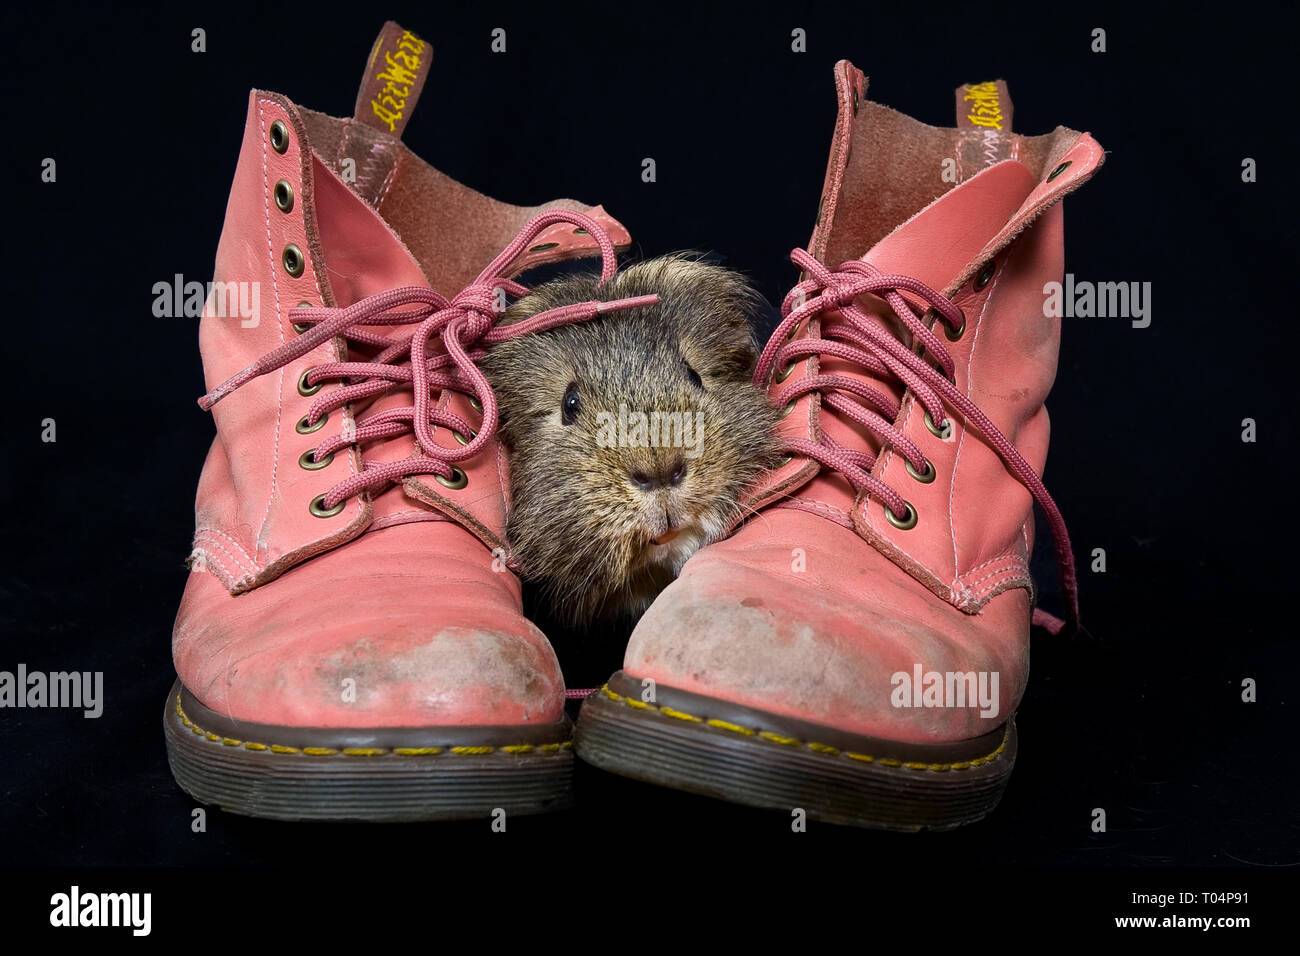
[630,458,687,491]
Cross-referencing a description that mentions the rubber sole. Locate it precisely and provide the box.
[575,671,1016,830]
[163,680,574,822]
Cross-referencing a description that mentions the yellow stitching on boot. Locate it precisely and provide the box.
[596,683,1009,772]
[604,686,657,712]
[707,719,755,736]
[173,695,568,758]
[660,707,702,723]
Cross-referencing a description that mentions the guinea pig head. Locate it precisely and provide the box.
[481,257,781,623]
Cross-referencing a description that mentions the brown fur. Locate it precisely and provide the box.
[481,256,781,624]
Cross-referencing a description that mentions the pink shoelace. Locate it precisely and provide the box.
[754,248,1080,634]
[199,211,656,513]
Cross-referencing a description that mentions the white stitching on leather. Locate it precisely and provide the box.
[784,496,854,523]
[254,99,286,562]
[192,533,256,578]
[375,151,400,208]
[947,261,1003,581]
[193,527,258,572]
[962,558,1026,590]
[373,509,442,521]
[962,546,1028,579]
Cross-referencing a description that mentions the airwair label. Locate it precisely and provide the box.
[956,80,1012,131]
[354,21,431,138]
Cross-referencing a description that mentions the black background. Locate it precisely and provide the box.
[1,0,1295,916]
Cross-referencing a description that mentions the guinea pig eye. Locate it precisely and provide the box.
[684,362,703,389]
[561,383,581,425]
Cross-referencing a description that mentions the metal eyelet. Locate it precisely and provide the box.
[780,400,796,419]
[274,180,294,213]
[298,448,334,471]
[786,320,803,341]
[453,429,475,446]
[269,120,289,154]
[468,396,482,413]
[885,501,918,530]
[572,227,588,235]
[930,362,957,386]
[774,360,797,383]
[776,454,793,468]
[852,87,859,115]
[283,244,305,278]
[1047,160,1071,182]
[295,412,326,434]
[297,369,322,396]
[309,493,345,518]
[905,457,935,483]
[529,242,559,252]
[943,306,966,342]
[973,260,996,291]
[292,300,312,333]
[924,411,952,439]
[435,467,468,490]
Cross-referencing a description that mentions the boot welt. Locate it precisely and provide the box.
[575,670,1015,831]
[163,680,573,822]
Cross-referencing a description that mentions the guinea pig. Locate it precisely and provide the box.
[480,255,782,625]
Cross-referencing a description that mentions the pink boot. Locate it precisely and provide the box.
[576,65,1104,829]
[165,23,643,820]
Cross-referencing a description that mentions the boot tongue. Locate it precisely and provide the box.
[306,152,448,525]
[793,160,1039,511]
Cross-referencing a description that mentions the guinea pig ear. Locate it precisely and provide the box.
[675,263,768,381]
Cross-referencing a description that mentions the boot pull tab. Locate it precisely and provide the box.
[952,80,1015,180]
[955,79,1013,132]
[353,21,432,139]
